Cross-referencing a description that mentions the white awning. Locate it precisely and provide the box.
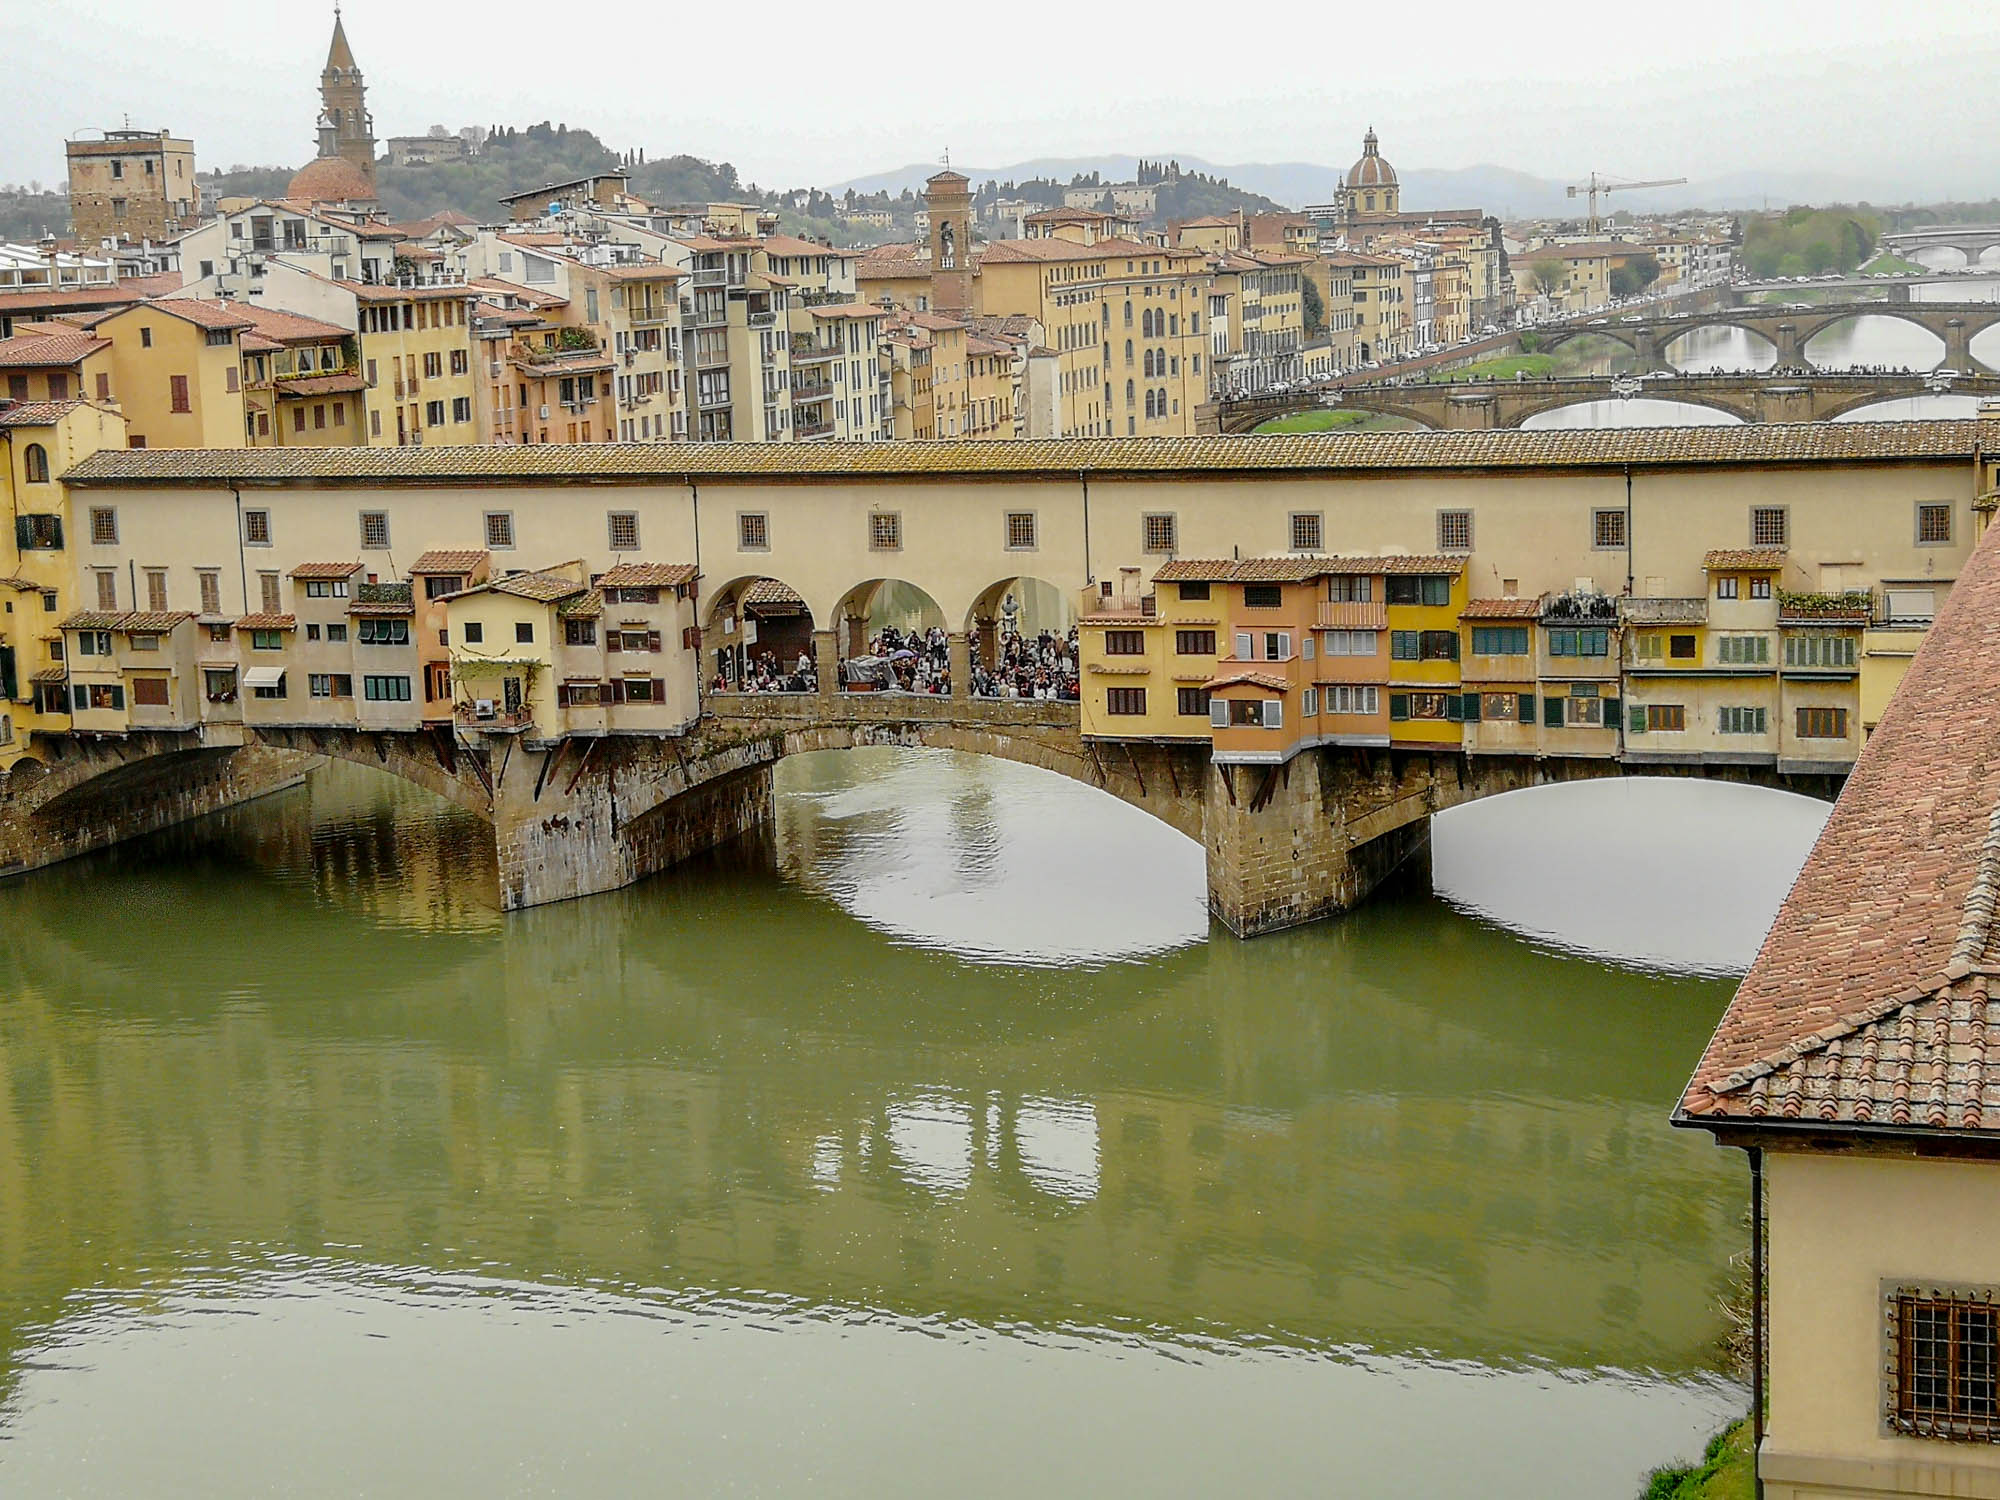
[242,666,285,689]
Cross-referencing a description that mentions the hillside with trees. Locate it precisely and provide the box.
[1738,207,1879,277]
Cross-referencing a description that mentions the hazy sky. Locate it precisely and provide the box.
[8,1,2000,198]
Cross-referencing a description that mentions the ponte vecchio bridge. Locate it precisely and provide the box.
[10,424,1992,934]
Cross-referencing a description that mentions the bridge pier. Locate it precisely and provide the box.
[1945,319,1974,372]
[1772,322,1803,368]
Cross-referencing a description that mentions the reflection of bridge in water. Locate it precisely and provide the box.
[1215,370,2000,433]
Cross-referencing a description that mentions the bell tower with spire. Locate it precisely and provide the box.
[319,6,376,182]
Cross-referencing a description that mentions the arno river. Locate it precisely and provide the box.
[0,750,1831,1497]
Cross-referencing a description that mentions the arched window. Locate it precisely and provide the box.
[1125,379,1135,406]
[1124,339,1133,366]
[1143,350,1153,377]
[23,444,48,484]
[1192,311,1201,335]
[1123,301,1133,328]
[1168,314,1178,336]
[1145,390,1157,418]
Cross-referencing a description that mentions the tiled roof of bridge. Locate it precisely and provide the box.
[57,421,1992,487]
[1678,513,2000,1137]
[1704,549,1789,571]
[1155,554,1465,582]
[59,609,192,631]
[234,613,296,630]
[288,561,365,579]
[410,549,487,574]
[598,563,698,589]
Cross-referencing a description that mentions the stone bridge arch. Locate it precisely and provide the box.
[1535,325,1642,357]
[1505,389,1759,427]
[1656,319,1780,366]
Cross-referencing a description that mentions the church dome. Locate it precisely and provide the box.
[288,154,375,205]
[1346,128,1397,189]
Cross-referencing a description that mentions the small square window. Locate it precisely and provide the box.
[1889,1287,2000,1440]
[1438,509,1473,552]
[1290,512,1323,552]
[869,512,901,551]
[89,507,118,545]
[1918,503,1953,545]
[1751,507,1787,548]
[243,509,272,546]
[739,512,769,550]
[1142,513,1177,553]
[1592,509,1627,549]
[608,512,640,551]
[462,622,484,644]
[1005,512,1037,550]
[484,512,515,549]
[359,511,390,550]
[515,621,534,644]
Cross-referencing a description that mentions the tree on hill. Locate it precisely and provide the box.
[1739,209,1878,278]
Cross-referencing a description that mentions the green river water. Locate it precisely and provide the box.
[0,749,1833,1497]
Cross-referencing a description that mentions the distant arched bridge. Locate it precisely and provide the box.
[1532,300,2000,373]
[1210,370,2000,433]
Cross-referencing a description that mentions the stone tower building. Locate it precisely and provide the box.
[925,170,973,313]
[288,9,378,204]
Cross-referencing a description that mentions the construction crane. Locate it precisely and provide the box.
[1567,172,1688,236]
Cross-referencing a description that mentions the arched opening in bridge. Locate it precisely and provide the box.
[772,745,1205,964]
[1832,394,1985,423]
[1970,325,2000,370]
[1803,314,1945,372]
[705,574,817,695]
[1659,325,1777,374]
[831,579,950,694]
[1910,245,1975,272]
[963,576,1077,701]
[1431,778,1830,974]
[1520,399,1743,430]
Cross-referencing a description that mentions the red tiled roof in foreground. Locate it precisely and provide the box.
[1678,516,2000,1137]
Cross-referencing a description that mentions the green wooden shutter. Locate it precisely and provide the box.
[1517,692,1534,723]
[1445,693,1463,722]
[1603,695,1620,732]
[1543,694,1564,728]
[1462,692,1481,721]
[1389,693,1409,721]
[1629,704,1646,735]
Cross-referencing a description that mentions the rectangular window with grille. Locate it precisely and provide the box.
[1592,509,1627,549]
[1290,513,1323,552]
[1175,630,1216,656]
[1103,631,1145,656]
[90,508,118,545]
[1176,687,1209,717]
[869,512,901,551]
[359,511,390,550]
[1105,687,1146,715]
[738,513,769,551]
[607,513,640,551]
[1797,706,1848,739]
[1142,514,1177,553]
[1891,1289,2000,1440]
[1751,507,1788,548]
[1241,584,1283,610]
[1437,510,1472,552]
[484,512,515,549]
[1917,503,1954,545]
[243,509,271,546]
[363,675,413,702]
[1005,512,1037,550]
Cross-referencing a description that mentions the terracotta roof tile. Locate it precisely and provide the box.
[1154,554,1465,583]
[556,588,603,619]
[288,561,365,579]
[143,299,254,332]
[277,373,369,396]
[1678,514,2000,1136]
[1206,670,1291,691]
[1460,597,1545,619]
[0,399,90,427]
[411,549,487,574]
[1704,549,1789,571]
[234,613,297,630]
[57,422,1994,488]
[0,333,108,367]
[598,562,697,588]
[491,571,588,603]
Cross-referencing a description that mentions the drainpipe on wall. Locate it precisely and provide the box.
[1624,464,1635,596]
[232,487,249,615]
[1079,471,1091,589]
[1751,1145,1765,1500]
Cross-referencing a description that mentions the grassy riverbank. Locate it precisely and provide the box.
[1860,252,1930,276]
[1640,1420,1752,1500]
[1249,409,1436,434]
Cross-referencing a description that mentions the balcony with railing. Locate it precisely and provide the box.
[791,377,834,403]
[1316,600,1388,630]
[795,417,835,439]
[790,337,840,364]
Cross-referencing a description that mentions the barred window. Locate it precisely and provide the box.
[1437,509,1473,552]
[1918,503,1953,545]
[738,512,769,550]
[608,512,640,551]
[1751,506,1788,548]
[1290,512,1323,552]
[869,512,901,551]
[1006,512,1037,550]
[90,507,118,545]
[1242,584,1282,609]
[484,512,515,549]
[1891,1290,2000,1441]
[359,511,390,550]
[1593,508,1627,549]
[243,509,272,546]
[1142,513,1177,553]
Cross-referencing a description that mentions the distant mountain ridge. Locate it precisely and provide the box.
[830,155,1902,217]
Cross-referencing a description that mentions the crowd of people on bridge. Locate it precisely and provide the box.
[846,626,953,694]
[713,649,818,695]
[972,626,1080,702]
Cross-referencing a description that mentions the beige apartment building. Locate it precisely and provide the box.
[1332,252,1408,364]
[66,130,198,247]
